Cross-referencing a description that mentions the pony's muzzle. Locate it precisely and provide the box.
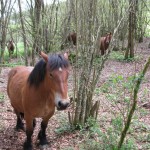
[57,100,70,110]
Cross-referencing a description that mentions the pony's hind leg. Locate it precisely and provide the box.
[14,110,24,131]
[33,119,36,129]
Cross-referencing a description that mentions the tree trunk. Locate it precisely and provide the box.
[18,0,28,66]
[137,0,144,43]
[31,0,43,65]
[125,0,137,59]
[0,0,12,63]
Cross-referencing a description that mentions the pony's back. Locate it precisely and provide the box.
[7,66,33,112]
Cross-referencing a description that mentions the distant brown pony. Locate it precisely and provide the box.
[100,32,112,55]
[7,51,70,150]
[61,32,76,49]
[7,40,15,56]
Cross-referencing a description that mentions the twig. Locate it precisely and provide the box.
[117,56,150,149]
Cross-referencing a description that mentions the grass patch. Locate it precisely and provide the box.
[0,61,24,67]
[4,42,31,61]
[109,51,141,62]
[109,51,125,61]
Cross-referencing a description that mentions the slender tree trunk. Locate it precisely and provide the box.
[0,0,11,63]
[112,0,119,48]
[18,0,28,66]
[125,0,136,59]
[32,0,43,65]
[134,0,138,40]
[137,0,144,43]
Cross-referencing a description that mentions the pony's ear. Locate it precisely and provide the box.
[39,51,48,62]
[64,52,69,60]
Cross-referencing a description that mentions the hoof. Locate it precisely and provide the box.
[16,122,25,131]
[39,144,48,150]
[23,141,32,150]
[15,126,25,132]
[38,131,48,145]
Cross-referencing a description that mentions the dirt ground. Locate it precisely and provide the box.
[0,38,150,150]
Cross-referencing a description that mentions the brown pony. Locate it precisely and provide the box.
[7,51,70,150]
[7,40,15,56]
[100,32,112,55]
[61,32,76,49]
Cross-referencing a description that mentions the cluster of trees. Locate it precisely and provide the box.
[0,0,149,63]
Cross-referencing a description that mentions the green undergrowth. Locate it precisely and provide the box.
[55,113,138,150]
[109,51,141,62]
[54,73,150,149]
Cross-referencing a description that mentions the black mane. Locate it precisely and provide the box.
[48,54,69,71]
[28,54,69,87]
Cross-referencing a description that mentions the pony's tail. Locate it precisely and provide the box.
[7,69,17,96]
[20,112,24,119]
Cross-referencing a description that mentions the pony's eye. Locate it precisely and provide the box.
[50,73,53,78]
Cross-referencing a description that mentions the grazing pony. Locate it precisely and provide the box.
[7,40,15,57]
[100,32,112,55]
[61,32,76,49]
[7,51,70,150]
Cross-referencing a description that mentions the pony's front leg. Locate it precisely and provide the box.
[38,113,54,148]
[24,117,34,150]
[38,120,49,146]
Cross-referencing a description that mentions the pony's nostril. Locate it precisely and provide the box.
[57,101,69,110]
[58,101,63,108]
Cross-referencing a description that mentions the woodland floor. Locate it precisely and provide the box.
[0,38,150,150]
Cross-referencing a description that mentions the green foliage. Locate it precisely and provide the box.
[85,117,99,129]
[109,51,125,61]
[79,125,137,150]
[109,51,141,62]
[55,112,75,135]
[1,61,24,67]
[112,116,123,133]
[55,123,74,135]
[0,93,4,103]
[93,73,149,149]
[130,120,150,142]
[142,143,150,150]
[123,138,137,150]
[68,52,76,64]
[3,42,32,64]
[55,114,137,150]
[4,42,24,59]
[100,74,136,95]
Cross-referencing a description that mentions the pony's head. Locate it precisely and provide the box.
[105,32,112,45]
[61,32,77,50]
[28,51,70,110]
[45,52,70,110]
